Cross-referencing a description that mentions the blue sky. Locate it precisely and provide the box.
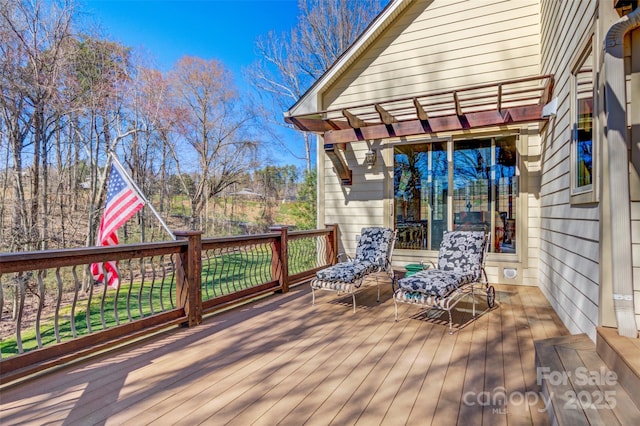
[83,0,308,168]
[84,0,300,75]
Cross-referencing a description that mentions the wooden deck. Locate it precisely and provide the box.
[0,281,569,425]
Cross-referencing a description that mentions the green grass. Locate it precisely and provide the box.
[1,246,318,357]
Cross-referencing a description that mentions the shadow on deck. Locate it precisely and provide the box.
[1,282,569,425]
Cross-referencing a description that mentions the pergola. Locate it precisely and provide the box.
[285,74,554,185]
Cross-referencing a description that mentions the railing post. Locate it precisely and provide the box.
[269,226,289,293]
[174,230,203,327]
[325,223,339,265]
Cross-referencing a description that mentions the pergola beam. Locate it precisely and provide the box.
[324,104,546,144]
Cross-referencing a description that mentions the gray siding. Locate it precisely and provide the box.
[538,0,599,340]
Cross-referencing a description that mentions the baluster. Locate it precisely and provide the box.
[203,250,212,300]
[35,270,45,349]
[85,265,95,334]
[54,268,63,343]
[137,257,145,319]
[99,267,108,330]
[125,259,134,322]
[149,256,157,315]
[169,254,177,309]
[71,266,80,338]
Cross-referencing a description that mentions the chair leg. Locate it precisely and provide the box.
[448,310,453,334]
[376,274,380,302]
[312,286,316,306]
[352,293,356,313]
[472,285,476,317]
[394,295,399,322]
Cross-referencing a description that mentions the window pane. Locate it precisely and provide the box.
[453,139,491,234]
[394,142,447,250]
[574,49,593,189]
[495,137,517,253]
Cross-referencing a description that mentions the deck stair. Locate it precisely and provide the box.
[534,327,640,425]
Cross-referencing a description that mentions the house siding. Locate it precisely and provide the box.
[630,28,640,329]
[318,0,542,283]
[539,0,600,340]
[323,0,541,109]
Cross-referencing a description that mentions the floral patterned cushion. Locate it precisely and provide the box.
[315,260,377,284]
[397,231,486,298]
[437,231,486,279]
[315,227,394,284]
[354,227,394,266]
[397,269,476,298]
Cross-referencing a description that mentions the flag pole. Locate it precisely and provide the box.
[109,152,176,241]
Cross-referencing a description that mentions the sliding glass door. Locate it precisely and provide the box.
[393,135,518,254]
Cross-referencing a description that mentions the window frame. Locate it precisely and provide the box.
[570,33,598,204]
[390,133,521,259]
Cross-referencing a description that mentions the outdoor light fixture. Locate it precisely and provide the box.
[364,148,377,167]
[614,0,637,16]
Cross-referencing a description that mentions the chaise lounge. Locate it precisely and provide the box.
[311,227,396,312]
[393,230,494,333]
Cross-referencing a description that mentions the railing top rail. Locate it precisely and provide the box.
[201,233,277,244]
[288,228,333,237]
[201,233,278,251]
[0,240,188,274]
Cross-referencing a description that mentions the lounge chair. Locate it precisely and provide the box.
[394,230,494,333]
[311,227,396,312]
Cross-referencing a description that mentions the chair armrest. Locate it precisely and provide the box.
[337,252,352,262]
[420,260,436,269]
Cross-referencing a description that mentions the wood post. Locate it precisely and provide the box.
[174,230,203,327]
[325,223,339,265]
[269,226,289,293]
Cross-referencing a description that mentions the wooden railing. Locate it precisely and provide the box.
[0,225,338,384]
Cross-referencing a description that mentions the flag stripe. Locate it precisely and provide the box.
[101,191,144,237]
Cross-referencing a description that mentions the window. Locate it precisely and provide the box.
[394,141,448,250]
[394,136,518,253]
[571,40,595,201]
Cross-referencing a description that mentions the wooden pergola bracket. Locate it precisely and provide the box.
[413,98,429,121]
[324,143,352,185]
[375,104,398,125]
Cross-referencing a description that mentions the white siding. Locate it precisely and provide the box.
[318,0,542,277]
[538,0,599,340]
[323,0,541,109]
[322,140,387,257]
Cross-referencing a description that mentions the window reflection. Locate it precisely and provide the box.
[453,139,491,233]
[393,137,518,253]
[394,142,447,250]
[575,49,593,189]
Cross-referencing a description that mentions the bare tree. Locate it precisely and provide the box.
[246,0,384,172]
[0,0,75,251]
[167,56,258,232]
[66,36,134,246]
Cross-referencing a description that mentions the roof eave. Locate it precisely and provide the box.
[285,0,413,118]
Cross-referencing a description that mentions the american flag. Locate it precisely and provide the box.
[91,163,145,288]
